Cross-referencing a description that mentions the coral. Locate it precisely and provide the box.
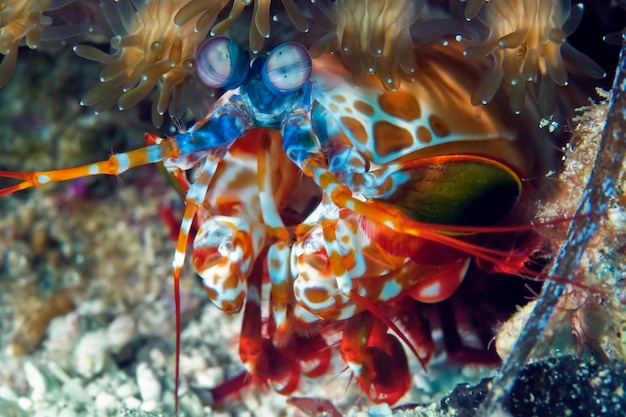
[0,0,90,88]
[73,0,211,126]
[310,0,424,91]
[464,0,606,115]
[174,0,310,54]
[532,90,626,361]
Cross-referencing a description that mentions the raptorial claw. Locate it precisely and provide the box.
[192,216,263,313]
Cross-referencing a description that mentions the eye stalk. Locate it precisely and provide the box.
[196,36,250,90]
[262,42,312,95]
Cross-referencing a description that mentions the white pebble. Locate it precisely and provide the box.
[141,399,159,412]
[46,312,81,354]
[177,390,207,415]
[179,354,208,376]
[0,385,18,401]
[74,330,108,378]
[94,391,117,411]
[17,397,32,410]
[23,362,46,401]
[195,366,224,387]
[136,362,162,402]
[106,314,136,353]
[124,396,142,410]
[148,348,166,369]
[57,408,78,417]
[115,381,139,399]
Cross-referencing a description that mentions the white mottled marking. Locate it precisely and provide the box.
[418,282,441,299]
[179,217,193,233]
[173,251,185,268]
[114,154,130,173]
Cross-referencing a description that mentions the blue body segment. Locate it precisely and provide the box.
[176,99,254,154]
[239,57,311,129]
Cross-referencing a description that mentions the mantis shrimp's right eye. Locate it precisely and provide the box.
[196,36,250,89]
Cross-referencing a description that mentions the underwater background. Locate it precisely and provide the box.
[0,1,625,416]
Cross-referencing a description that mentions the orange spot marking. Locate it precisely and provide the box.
[373,121,413,158]
[428,114,451,137]
[203,286,218,302]
[332,94,346,103]
[343,250,356,270]
[269,257,281,271]
[354,100,375,116]
[192,248,222,273]
[305,287,332,304]
[221,293,245,313]
[341,117,369,145]
[222,273,241,290]
[378,91,421,121]
[416,126,432,144]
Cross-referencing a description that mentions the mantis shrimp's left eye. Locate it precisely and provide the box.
[196,36,250,89]
[262,42,312,94]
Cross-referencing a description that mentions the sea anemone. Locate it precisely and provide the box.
[173,0,310,54]
[73,0,211,126]
[309,0,424,91]
[463,0,606,115]
[461,0,488,20]
[603,0,626,45]
[0,0,91,88]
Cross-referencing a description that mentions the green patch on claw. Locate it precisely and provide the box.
[381,154,522,227]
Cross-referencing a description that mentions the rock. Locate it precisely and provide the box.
[440,355,626,417]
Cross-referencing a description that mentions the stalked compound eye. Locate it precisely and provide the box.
[262,42,312,94]
[196,36,249,90]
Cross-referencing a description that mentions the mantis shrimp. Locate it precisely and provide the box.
[0,35,558,409]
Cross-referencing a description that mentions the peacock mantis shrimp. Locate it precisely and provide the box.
[0,35,566,410]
